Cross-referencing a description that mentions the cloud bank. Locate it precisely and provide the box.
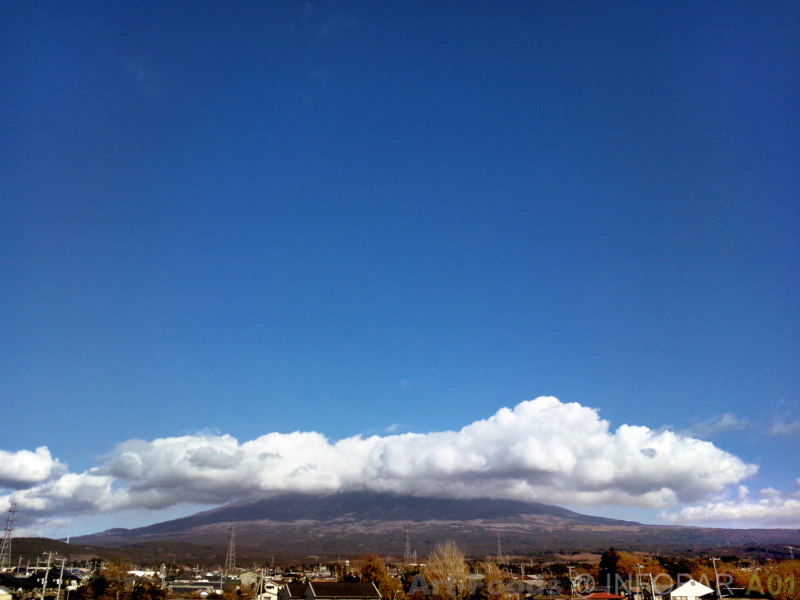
[663,480,800,527]
[0,397,760,523]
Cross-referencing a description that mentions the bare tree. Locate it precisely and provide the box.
[424,541,469,600]
[359,556,403,600]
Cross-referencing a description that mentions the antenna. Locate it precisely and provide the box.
[0,503,16,571]
[224,520,236,572]
[404,531,412,565]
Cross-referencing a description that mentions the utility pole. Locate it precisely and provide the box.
[788,547,795,560]
[41,552,54,600]
[710,558,721,599]
[56,558,66,600]
[635,565,643,599]
[0,503,16,571]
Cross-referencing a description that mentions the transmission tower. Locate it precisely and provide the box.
[403,531,412,565]
[496,533,503,564]
[0,503,16,571]
[224,520,236,572]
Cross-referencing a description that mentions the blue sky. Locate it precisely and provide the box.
[1,1,799,537]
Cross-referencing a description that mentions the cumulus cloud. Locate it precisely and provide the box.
[0,447,65,488]
[0,398,758,519]
[662,481,800,527]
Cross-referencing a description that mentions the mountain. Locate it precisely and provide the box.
[71,492,800,561]
[92,492,637,536]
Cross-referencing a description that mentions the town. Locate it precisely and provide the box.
[0,537,795,600]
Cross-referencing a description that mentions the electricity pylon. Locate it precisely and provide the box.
[0,503,16,571]
[224,520,236,572]
[404,531,412,565]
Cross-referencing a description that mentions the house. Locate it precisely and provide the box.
[257,578,285,600]
[0,573,38,593]
[503,578,551,600]
[305,582,381,600]
[239,572,260,590]
[167,582,218,596]
[279,583,308,600]
[657,579,714,600]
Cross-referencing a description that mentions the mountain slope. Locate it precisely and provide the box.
[71,492,800,560]
[119,492,638,536]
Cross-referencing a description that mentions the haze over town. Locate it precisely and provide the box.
[1,2,798,538]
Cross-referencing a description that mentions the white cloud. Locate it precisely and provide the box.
[662,484,800,527]
[0,447,65,488]
[681,413,750,439]
[0,397,758,520]
[769,420,800,436]
[768,399,800,436]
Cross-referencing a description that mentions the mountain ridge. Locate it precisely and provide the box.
[81,491,640,539]
[70,492,800,559]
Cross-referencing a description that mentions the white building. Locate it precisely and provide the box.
[257,579,284,600]
[659,579,714,600]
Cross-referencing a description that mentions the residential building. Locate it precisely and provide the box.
[657,579,714,600]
